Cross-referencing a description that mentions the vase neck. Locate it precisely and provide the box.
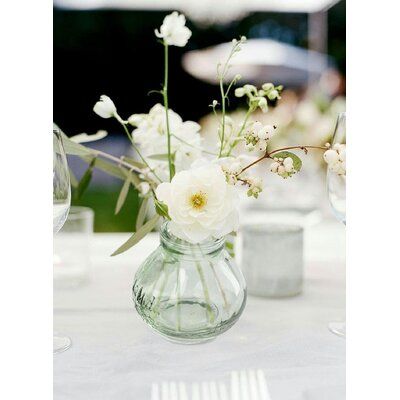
[160,222,225,256]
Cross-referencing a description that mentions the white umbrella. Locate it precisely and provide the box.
[182,39,331,87]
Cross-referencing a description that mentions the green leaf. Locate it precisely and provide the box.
[75,158,96,200]
[69,167,78,188]
[121,157,146,170]
[115,175,131,215]
[272,151,302,172]
[225,240,235,258]
[136,197,149,231]
[154,199,171,220]
[148,153,169,161]
[61,132,92,156]
[111,215,160,256]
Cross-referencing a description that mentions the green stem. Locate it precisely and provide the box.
[195,261,214,324]
[171,134,218,156]
[119,121,163,183]
[218,79,226,158]
[226,107,253,156]
[163,43,173,181]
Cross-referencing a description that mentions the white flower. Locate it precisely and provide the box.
[130,104,203,178]
[156,163,239,243]
[267,89,279,100]
[324,144,346,176]
[93,95,117,119]
[155,11,192,47]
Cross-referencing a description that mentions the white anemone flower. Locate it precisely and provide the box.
[156,163,239,243]
[155,12,192,47]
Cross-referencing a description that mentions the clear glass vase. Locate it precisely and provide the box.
[132,222,247,344]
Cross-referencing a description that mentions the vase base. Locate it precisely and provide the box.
[163,335,216,345]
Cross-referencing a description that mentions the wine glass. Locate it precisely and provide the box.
[53,129,72,353]
[327,112,346,337]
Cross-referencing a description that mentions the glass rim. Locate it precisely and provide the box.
[160,221,225,254]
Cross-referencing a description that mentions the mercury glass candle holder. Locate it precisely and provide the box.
[240,223,304,298]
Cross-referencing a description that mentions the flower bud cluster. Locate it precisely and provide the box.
[270,157,295,179]
[244,122,276,152]
[234,82,283,113]
[245,176,263,199]
[323,143,346,175]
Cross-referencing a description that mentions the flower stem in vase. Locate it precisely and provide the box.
[194,261,214,324]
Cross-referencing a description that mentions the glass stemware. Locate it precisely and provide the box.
[53,129,72,353]
[327,112,346,337]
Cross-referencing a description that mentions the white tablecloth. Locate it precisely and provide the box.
[54,220,345,400]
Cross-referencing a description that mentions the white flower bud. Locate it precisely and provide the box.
[278,165,287,176]
[262,83,274,91]
[258,140,268,152]
[93,95,117,119]
[234,74,242,81]
[283,157,294,172]
[323,149,339,164]
[257,97,269,113]
[267,89,279,100]
[235,87,246,97]
[270,162,279,173]
[243,84,257,94]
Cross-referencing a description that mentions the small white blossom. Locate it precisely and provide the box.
[235,87,246,97]
[283,157,294,173]
[324,143,346,176]
[93,95,117,119]
[138,182,150,196]
[257,97,269,113]
[270,157,296,178]
[267,89,279,100]
[155,11,192,47]
[244,122,276,152]
[262,83,274,91]
[221,159,243,185]
[246,177,263,198]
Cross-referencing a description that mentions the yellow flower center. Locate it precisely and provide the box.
[189,192,207,210]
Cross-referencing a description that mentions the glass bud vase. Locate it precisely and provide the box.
[132,222,247,344]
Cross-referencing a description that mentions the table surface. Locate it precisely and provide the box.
[54,220,346,400]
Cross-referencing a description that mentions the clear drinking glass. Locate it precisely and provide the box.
[327,112,346,337]
[53,129,72,353]
[133,222,247,344]
[54,206,94,288]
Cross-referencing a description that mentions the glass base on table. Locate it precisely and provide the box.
[328,322,346,337]
[53,335,72,354]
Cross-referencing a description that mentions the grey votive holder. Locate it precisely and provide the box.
[240,223,304,298]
